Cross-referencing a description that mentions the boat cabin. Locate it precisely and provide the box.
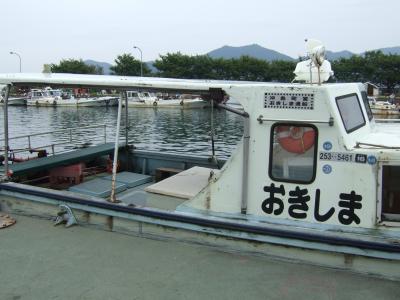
[126,91,157,102]
[184,82,400,229]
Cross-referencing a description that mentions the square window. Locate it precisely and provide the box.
[336,94,366,133]
[269,124,317,184]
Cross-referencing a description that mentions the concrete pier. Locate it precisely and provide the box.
[0,215,399,300]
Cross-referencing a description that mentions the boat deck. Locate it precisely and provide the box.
[1,215,399,300]
[65,169,204,211]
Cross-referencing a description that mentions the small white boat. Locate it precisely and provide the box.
[26,87,118,107]
[369,98,400,115]
[56,96,119,107]
[0,96,27,106]
[126,91,209,108]
[26,88,61,106]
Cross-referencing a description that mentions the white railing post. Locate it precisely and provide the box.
[110,92,124,202]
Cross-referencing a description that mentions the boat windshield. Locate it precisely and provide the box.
[336,93,366,133]
[360,91,373,121]
[32,91,43,97]
[48,90,61,96]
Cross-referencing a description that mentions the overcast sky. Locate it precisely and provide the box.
[1,0,399,72]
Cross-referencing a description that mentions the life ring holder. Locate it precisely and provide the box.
[153,101,158,107]
[276,125,315,154]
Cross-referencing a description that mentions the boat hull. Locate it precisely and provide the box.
[79,97,119,107]
[0,147,399,280]
[371,108,400,115]
[26,97,119,107]
[127,99,210,109]
[0,183,399,281]
[0,97,27,106]
[27,98,57,106]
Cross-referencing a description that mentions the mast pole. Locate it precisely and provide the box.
[110,91,124,202]
[2,85,11,181]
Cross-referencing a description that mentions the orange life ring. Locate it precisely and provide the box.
[276,126,315,154]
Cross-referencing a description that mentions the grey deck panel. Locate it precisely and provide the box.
[102,171,152,188]
[1,143,123,176]
[68,177,126,198]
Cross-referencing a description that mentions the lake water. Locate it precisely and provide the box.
[0,106,244,159]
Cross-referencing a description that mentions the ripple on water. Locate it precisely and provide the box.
[0,106,244,159]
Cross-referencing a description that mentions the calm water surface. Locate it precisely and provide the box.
[0,106,244,159]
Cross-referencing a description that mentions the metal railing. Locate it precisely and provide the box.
[0,124,108,156]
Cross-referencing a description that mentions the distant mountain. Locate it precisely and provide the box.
[84,60,112,75]
[146,61,157,72]
[85,59,155,75]
[326,47,400,60]
[84,45,400,74]
[375,46,400,55]
[325,50,354,61]
[207,44,294,61]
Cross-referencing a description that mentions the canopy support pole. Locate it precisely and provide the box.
[2,85,11,181]
[241,115,250,214]
[125,91,129,146]
[110,91,124,202]
[211,99,216,158]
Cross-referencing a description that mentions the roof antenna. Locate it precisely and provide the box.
[294,39,333,84]
[304,39,313,84]
[305,39,326,85]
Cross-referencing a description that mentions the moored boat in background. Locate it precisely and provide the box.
[126,91,209,108]
[369,97,400,115]
[26,88,60,106]
[25,87,118,107]
[0,96,27,106]
[57,95,119,107]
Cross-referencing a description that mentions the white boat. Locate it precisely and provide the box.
[1,41,400,280]
[369,97,400,115]
[26,87,118,107]
[0,96,27,106]
[126,91,209,108]
[57,96,119,107]
[26,88,60,106]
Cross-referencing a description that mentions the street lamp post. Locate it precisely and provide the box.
[133,46,143,77]
[10,51,22,73]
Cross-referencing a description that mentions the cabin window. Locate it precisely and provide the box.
[360,91,373,121]
[336,93,366,133]
[269,123,317,184]
[381,165,400,222]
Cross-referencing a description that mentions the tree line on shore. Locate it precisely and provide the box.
[49,51,400,92]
